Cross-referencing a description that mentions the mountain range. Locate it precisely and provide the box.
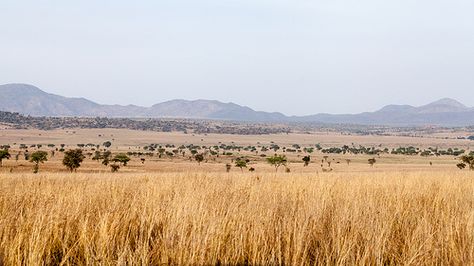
[1,83,473,126]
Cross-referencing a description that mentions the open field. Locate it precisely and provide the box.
[0,171,473,265]
[0,128,473,174]
[1,128,473,265]
[1,128,473,148]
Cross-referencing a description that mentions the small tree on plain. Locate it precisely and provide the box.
[30,151,48,173]
[113,154,131,166]
[103,141,112,149]
[235,159,247,172]
[195,154,204,165]
[101,151,112,166]
[92,151,102,161]
[459,155,474,170]
[302,156,310,167]
[0,149,11,167]
[266,155,287,172]
[62,149,85,172]
[110,164,120,172]
[368,158,376,167]
[109,154,131,172]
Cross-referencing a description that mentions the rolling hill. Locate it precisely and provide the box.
[1,83,473,126]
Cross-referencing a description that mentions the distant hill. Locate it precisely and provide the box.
[296,97,474,126]
[0,84,286,121]
[1,83,473,126]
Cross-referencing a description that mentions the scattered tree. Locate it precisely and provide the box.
[62,149,85,172]
[92,151,102,161]
[102,151,112,166]
[30,151,48,173]
[195,154,204,165]
[112,154,131,166]
[266,155,287,172]
[0,149,10,167]
[368,158,376,167]
[302,156,311,167]
[108,154,131,172]
[103,141,112,148]
[459,155,474,170]
[235,158,247,172]
[110,164,120,172]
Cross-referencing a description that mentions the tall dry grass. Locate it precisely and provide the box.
[0,171,473,265]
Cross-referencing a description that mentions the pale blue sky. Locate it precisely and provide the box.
[1,0,473,115]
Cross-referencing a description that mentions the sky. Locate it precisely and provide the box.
[1,0,474,115]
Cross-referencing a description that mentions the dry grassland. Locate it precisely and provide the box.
[1,128,472,149]
[1,171,473,265]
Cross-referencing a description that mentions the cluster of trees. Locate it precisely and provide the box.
[0,147,132,173]
[2,136,474,173]
[0,111,290,135]
[92,151,131,172]
[392,147,465,157]
[457,155,474,170]
[316,144,469,157]
[321,145,386,155]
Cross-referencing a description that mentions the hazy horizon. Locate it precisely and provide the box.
[1,0,474,115]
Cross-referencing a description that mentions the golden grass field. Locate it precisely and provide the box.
[0,171,473,265]
[1,129,473,265]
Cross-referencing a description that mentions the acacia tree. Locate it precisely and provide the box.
[109,154,131,172]
[195,154,204,165]
[92,151,102,161]
[459,155,474,170]
[30,151,48,173]
[102,151,112,166]
[63,149,85,172]
[110,164,120,172]
[368,158,376,167]
[103,141,112,149]
[0,149,11,167]
[112,154,131,166]
[266,155,287,172]
[235,158,247,172]
[302,156,311,167]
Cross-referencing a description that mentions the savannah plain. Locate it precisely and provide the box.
[1,128,473,265]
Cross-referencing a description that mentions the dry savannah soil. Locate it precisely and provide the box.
[0,128,473,265]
